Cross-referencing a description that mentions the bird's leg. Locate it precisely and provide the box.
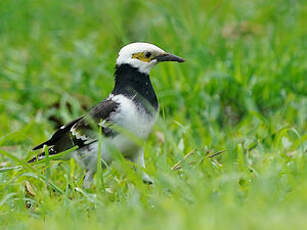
[130,149,153,184]
[83,169,96,189]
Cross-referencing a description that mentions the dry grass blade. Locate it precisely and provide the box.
[207,150,225,158]
[171,150,195,170]
[25,181,36,197]
[171,149,226,171]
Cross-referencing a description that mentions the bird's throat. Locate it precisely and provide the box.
[112,64,158,111]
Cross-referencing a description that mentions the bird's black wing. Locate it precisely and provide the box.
[28,99,119,163]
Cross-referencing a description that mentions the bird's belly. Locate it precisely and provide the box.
[110,134,140,157]
[73,134,141,170]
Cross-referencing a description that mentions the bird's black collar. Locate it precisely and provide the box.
[112,64,158,113]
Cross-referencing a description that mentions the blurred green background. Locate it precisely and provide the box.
[0,0,306,229]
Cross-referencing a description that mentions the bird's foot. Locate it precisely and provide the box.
[142,173,154,185]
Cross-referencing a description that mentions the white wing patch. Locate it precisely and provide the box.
[70,125,94,144]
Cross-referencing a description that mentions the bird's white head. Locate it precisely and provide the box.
[116,42,184,74]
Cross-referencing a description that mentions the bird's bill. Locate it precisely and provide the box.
[154,53,185,63]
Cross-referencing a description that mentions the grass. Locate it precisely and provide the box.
[0,0,306,229]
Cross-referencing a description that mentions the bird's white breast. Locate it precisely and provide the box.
[110,94,157,139]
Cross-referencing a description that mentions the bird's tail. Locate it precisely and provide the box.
[27,146,75,163]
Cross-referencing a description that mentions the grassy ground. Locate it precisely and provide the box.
[0,0,306,229]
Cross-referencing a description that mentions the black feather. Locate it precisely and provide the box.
[113,64,158,112]
[32,117,83,150]
[30,100,119,163]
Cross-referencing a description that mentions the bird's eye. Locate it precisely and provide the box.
[145,52,152,58]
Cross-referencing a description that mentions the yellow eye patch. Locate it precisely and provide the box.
[132,52,153,62]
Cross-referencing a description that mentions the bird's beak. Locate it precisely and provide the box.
[154,53,185,63]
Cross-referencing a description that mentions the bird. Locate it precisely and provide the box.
[28,42,184,188]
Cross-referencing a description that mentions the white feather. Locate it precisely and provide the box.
[110,94,157,139]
